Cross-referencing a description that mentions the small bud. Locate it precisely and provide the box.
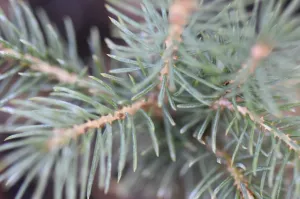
[251,43,272,61]
[169,4,188,25]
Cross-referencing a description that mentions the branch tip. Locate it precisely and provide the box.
[251,43,272,61]
[160,0,197,83]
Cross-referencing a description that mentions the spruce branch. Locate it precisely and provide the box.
[0,46,113,95]
[212,97,300,154]
[160,0,197,89]
[0,47,81,84]
[48,98,157,149]
[1,1,300,198]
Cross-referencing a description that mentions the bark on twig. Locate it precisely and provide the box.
[48,98,157,149]
[0,47,84,85]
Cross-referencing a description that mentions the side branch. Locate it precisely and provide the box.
[0,47,85,86]
[48,99,156,149]
[213,98,300,154]
[215,149,254,199]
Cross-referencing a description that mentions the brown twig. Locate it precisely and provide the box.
[160,0,197,89]
[48,98,157,149]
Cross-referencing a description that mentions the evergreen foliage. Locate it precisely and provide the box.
[1,0,300,198]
